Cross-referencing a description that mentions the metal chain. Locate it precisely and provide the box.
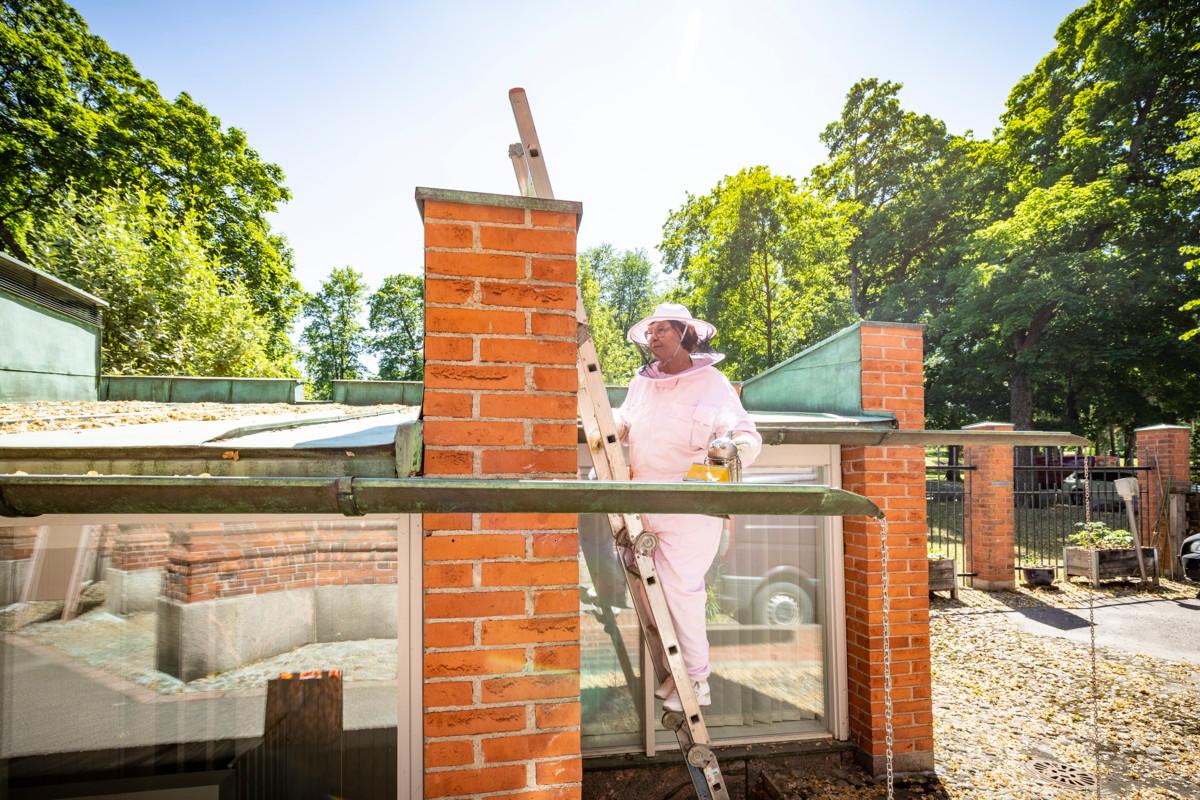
[1083,453,1101,799]
[880,515,895,800]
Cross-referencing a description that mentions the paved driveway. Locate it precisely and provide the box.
[1009,596,1200,664]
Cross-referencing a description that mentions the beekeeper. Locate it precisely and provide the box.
[614,303,762,712]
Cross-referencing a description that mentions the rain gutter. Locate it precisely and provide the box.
[0,476,881,520]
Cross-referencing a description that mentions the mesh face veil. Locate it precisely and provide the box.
[634,321,715,370]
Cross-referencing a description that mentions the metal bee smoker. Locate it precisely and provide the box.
[705,432,742,483]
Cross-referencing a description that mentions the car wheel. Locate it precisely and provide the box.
[752,580,814,627]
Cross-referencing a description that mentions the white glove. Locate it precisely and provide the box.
[612,409,630,442]
[731,432,760,466]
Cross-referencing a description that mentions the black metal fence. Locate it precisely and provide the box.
[1013,446,1153,568]
[926,446,973,583]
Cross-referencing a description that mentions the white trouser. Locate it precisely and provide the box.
[642,512,724,681]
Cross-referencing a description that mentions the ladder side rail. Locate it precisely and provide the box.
[508,88,554,199]
[576,289,726,799]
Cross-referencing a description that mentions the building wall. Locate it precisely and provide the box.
[0,290,100,402]
[418,187,584,800]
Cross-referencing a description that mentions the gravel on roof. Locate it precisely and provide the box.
[0,401,408,436]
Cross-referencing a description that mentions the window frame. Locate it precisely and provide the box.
[580,443,848,756]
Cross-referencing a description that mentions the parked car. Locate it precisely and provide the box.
[1061,469,1141,512]
[1180,530,1200,585]
[711,471,821,627]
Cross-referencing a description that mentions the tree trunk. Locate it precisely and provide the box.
[761,228,774,367]
[0,220,30,263]
[1011,369,1034,430]
[848,256,861,317]
[1008,302,1056,431]
[1065,382,1080,429]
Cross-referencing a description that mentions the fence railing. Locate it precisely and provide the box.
[1013,447,1152,568]
[926,447,973,583]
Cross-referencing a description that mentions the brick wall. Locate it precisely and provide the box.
[1135,424,1191,554]
[840,321,934,774]
[417,187,583,800]
[0,525,37,562]
[963,422,1016,590]
[110,524,171,572]
[162,521,397,603]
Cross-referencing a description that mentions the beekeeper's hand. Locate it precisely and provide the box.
[612,410,630,442]
[731,432,760,466]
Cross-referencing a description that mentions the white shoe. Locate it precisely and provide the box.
[654,675,675,700]
[662,679,711,713]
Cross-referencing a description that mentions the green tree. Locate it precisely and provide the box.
[578,248,644,383]
[810,78,963,318]
[1,0,302,355]
[1171,110,1200,340]
[24,188,290,377]
[661,167,853,379]
[930,179,1132,429]
[974,0,1200,431]
[369,273,424,381]
[580,244,658,334]
[302,267,368,399]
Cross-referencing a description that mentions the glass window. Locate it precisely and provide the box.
[1,514,418,798]
[579,455,837,754]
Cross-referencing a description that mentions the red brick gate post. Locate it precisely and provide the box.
[841,321,934,774]
[417,187,584,800]
[963,422,1016,590]
[1135,424,1191,572]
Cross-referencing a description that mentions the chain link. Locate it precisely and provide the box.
[880,515,895,800]
[1083,454,1101,799]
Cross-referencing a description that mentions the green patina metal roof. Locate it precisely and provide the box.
[739,322,866,415]
[1,252,106,403]
[332,380,424,406]
[738,320,925,417]
[0,475,882,520]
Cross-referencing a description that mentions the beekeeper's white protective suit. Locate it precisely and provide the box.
[617,351,762,681]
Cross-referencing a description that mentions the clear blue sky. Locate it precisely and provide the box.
[73,0,1079,297]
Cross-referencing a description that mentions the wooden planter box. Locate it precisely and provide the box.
[928,557,958,600]
[1063,546,1158,587]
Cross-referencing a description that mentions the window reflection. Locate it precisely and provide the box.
[1,515,407,798]
[578,465,830,753]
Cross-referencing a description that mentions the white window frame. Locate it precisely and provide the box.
[579,442,848,756]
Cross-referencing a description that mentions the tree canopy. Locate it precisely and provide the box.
[921,0,1200,435]
[660,166,853,379]
[577,245,656,383]
[25,188,290,377]
[369,274,424,382]
[1,0,302,362]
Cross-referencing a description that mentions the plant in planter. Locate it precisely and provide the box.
[927,547,958,600]
[1063,521,1158,588]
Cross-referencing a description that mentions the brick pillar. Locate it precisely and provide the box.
[963,422,1016,590]
[841,321,933,775]
[1136,424,1191,554]
[417,188,583,800]
[107,523,170,614]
